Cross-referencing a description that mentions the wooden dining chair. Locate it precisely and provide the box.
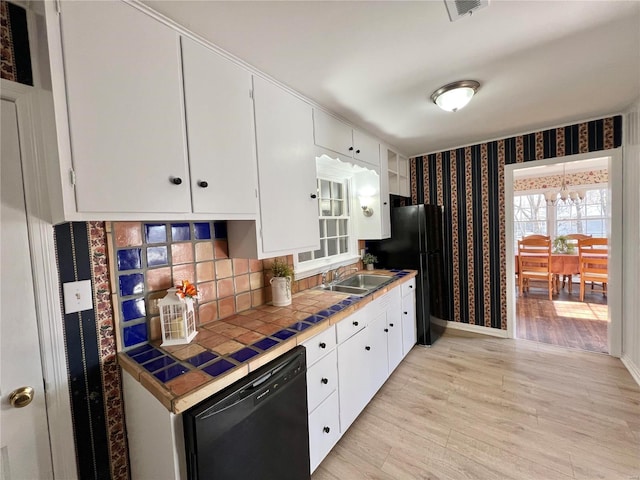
[578,238,608,302]
[518,235,553,300]
[561,233,591,293]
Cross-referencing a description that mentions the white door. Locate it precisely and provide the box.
[1,99,53,479]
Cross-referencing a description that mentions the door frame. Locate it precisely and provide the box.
[505,148,623,357]
[2,80,77,479]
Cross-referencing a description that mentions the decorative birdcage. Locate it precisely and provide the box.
[158,287,197,346]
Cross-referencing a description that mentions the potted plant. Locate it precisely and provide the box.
[269,258,294,306]
[553,235,575,254]
[362,253,378,271]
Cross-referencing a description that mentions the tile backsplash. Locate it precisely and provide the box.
[109,221,270,351]
[108,221,340,352]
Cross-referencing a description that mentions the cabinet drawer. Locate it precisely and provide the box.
[306,349,338,413]
[308,390,340,474]
[302,325,336,367]
[401,278,416,297]
[336,305,369,344]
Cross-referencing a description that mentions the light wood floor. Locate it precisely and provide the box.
[312,332,640,480]
[516,281,608,354]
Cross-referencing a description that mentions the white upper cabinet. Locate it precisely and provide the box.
[58,1,190,214]
[181,37,257,216]
[313,109,380,168]
[386,145,411,198]
[252,76,320,255]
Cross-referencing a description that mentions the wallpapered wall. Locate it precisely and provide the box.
[513,169,608,192]
[411,116,622,330]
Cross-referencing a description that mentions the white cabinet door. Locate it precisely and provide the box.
[379,143,391,239]
[365,311,389,400]
[313,109,353,158]
[181,37,257,216]
[306,350,338,413]
[401,287,417,355]
[353,130,380,167]
[253,77,320,254]
[386,291,404,374]
[337,327,369,432]
[59,1,190,213]
[308,391,340,473]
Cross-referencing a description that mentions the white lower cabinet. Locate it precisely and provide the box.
[385,287,404,374]
[308,390,340,472]
[336,325,371,432]
[306,349,338,413]
[401,278,418,355]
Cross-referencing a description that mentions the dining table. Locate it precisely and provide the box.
[515,253,580,294]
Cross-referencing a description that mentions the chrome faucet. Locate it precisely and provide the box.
[321,270,329,287]
[332,266,358,284]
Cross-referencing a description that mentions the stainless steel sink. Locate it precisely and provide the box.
[321,284,369,296]
[335,274,393,289]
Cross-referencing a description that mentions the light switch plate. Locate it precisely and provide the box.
[62,280,93,314]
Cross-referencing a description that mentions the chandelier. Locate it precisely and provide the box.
[544,165,585,206]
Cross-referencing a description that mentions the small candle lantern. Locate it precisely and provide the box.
[159,281,199,346]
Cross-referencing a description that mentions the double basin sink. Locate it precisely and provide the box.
[318,273,394,296]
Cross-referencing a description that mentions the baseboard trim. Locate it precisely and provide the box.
[621,355,640,387]
[437,319,508,338]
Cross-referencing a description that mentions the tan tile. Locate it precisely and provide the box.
[234,274,251,294]
[262,258,275,271]
[172,264,195,285]
[171,343,206,360]
[203,320,236,333]
[171,242,194,265]
[249,259,263,272]
[196,261,215,283]
[212,340,244,356]
[149,316,161,341]
[239,309,269,320]
[217,278,234,298]
[198,301,218,324]
[215,259,233,279]
[237,318,267,331]
[195,242,214,262]
[249,272,264,290]
[264,285,272,303]
[272,316,297,327]
[199,333,233,350]
[146,267,172,292]
[235,331,265,346]
[297,277,310,292]
[308,275,320,288]
[166,370,212,397]
[260,312,283,323]
[214,239,228,259]
[252,322,283,336]
[232,259,248,276]
[251,288,265,307]
[222,325,251,338]
[198,281,217,303]
[218,296,236,319]
[236,292,252,312]
[113,221,142,247]
[146,291,168,316]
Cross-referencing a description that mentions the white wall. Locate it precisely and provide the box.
[622,98,640,385]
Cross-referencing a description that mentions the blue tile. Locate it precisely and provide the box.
[127,343,153,356]
[130,348,164,364]
[171,223,191,241]
[288,322,311,331]
[339,299,355,307]
[143,356,176,372]
[122,298,146,322]
[187,351,218,367]
[202,359,235,377]
[229,347,259,363]
[119,273,144,297]
[304,315,325,324]
[123,323,148,347]
[328,304,344,312]
[145,224,166,244]
[146,246,168,267]
[117,249,141,271]
[316,309,334,317]
[272,329,296,341]
[252,337,279,351]
[194,223,212,240]
[213,221,227,239]
[154,364,189,383]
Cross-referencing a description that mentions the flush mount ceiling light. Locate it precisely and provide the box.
[430,80,480,112]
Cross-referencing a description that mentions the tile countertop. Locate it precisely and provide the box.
[118,269,417,414]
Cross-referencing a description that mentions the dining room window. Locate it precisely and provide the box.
[514,193,547,240]
[556,187,608,238]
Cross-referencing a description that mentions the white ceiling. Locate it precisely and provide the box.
[143,0,640,157]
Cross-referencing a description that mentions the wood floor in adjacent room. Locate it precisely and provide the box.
[516,281,609,354]
[311,333,640,480]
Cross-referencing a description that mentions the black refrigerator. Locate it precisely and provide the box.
[367,204,449,346]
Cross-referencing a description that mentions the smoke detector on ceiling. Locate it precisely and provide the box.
[444,0,489,22]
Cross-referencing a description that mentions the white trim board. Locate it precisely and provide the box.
[441,320,509,338]
[1,79,77,480]
[621,356,640,388]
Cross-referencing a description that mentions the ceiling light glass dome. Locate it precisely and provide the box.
[431,80,480,112]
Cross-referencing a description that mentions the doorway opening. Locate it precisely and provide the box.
[505,150,623,356]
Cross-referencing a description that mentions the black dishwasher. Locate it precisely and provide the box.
[183,346,310,480]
